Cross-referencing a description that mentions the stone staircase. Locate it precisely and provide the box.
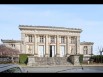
[28,57,73,66]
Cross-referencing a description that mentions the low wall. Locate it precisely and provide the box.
[27,56,72,66]
[0,56,19,63]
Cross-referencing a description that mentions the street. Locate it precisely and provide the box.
[22,66,103,73]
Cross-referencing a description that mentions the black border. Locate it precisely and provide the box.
[0,0,103,4]
[0,72,102,77]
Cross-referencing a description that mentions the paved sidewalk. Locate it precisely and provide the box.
[22,66,103,73]
[82,64,103,66]
[20,64,103,68]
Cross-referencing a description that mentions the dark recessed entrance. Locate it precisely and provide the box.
[50,45,52,57]
[50,45,55,57]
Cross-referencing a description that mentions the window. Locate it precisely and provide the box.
[61,36,65,43]
[50,36,55,43]
[83,46,88,54]
[71,37,75,44]
[11,44,15,48]
[28,35,33,42]
[40,36,44,43]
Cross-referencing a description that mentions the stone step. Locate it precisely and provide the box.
[28,57,73,66]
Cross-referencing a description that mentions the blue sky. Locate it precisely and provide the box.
[0,4,103,55]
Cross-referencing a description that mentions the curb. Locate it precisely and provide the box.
[19,64,103,67]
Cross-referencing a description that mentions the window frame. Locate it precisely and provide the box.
[61,36,65,44]
[50,36,55,43]
[40,36,44,43]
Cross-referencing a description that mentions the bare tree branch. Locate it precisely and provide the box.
[0,44,20,56]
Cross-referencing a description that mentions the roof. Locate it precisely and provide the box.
[1,39,21,43]
[19,25,82,33]
[80,41,94,45]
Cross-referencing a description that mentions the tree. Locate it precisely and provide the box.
[0,44,19,56]
[98,47,103,56]
[98,47,103,63]
[0,44,20,63]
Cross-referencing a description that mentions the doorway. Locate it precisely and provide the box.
[50,45,55,57]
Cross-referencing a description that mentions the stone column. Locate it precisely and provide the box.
[66,36,70,57]
[21,33,26,54]
[56,35,60,57]
[34,35,38,57]
[76,36,80,54]
[45,35,49,57]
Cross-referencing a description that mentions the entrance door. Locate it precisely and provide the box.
[50,45,55,57]
[60,45,65,57]
[38,45,44,57]
[50,46,52,57]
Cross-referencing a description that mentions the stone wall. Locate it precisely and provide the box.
[27,56,72,66]
[69,55,80,65]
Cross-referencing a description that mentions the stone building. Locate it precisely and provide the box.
[1,39,21,52]
[80,42,94,61]
[1,25,94,60]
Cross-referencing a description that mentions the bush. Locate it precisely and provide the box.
[79,55,83,64]
[19,54,32,64]
[90,55,103,63]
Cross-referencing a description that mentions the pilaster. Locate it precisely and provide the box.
[34,35,38,57]
[45,35,49,57]
[76,36,80,54]
[56,35,60,57]
[66,36,70,57]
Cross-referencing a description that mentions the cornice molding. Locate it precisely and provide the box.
[19,25,82,33]
[1,39,21,43]
[80,42,94,45]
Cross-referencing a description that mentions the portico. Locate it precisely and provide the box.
[19,25,82,57]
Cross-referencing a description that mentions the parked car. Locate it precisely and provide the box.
[0,64,27,73]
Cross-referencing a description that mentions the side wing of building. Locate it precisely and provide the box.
[80,42,94,60]
[1,39,22,53]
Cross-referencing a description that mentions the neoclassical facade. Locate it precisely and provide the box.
[1,25,94,58]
